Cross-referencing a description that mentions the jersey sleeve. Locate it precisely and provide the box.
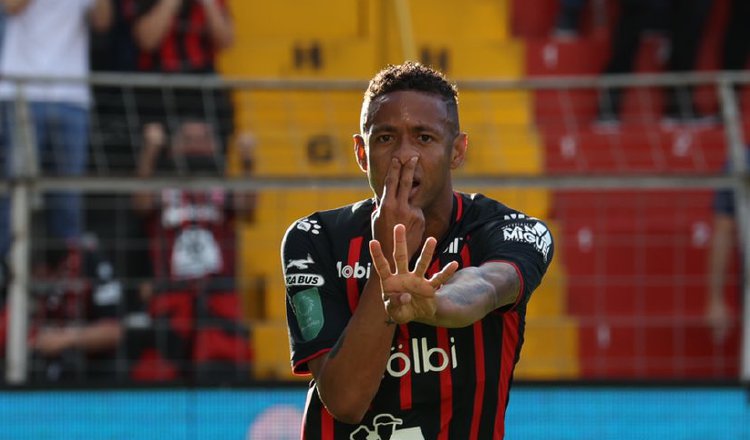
[470,214,554,310]
[281,216,352,375]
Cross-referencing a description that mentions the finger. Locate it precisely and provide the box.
[397,156,418,204]
[369,239,393,279]
[414,236,436,276]
[428,261,459,288]
[393,224,409,274]
[381,158,401,204]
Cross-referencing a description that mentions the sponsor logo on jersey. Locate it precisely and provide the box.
[336,261,371,279]
[291,287,324,341]
[386,337,458,378]
[286,254,315,270]
[285,273,325,287]
[296,218,321,235]
[501,221,552,262]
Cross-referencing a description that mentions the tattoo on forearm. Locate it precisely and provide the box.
[448,279,486,306]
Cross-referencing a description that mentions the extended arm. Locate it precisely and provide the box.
[306,276,396,424]
[422,262,521,328]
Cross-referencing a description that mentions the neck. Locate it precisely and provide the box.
[422,190,455,243]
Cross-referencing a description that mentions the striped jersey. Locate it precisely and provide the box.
[282,192,554,439]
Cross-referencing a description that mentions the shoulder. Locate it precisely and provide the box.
[282,198,374,248]
[457,192,521,226]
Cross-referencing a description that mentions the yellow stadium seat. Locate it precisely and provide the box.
[252,320,307,380]
[515,316,579,379]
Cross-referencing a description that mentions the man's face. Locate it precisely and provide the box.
[354,90,467,211]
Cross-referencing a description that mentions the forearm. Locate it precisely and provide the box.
[134,0,181,52]
[1,0,30,15]
[71,320,122,353]
[200,0,233,49]
[310,277,396,424]
[708,215,734,301]
[132,148,159,213]
[89,0,113,32]
[422,263,521,328]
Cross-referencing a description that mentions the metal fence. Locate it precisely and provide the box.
[1,71,748,386]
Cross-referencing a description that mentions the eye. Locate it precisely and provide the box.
[418,134,434,143]
[375,134,393,143]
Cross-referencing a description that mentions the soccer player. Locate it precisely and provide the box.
[282,62,554,439]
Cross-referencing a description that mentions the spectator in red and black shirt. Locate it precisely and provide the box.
[281,62,554,439]
[1,234,124,383]
[129,0,235,153]
[129,119,254,383]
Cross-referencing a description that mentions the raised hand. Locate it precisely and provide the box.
[370,224,458,324]
[371,157,425,266]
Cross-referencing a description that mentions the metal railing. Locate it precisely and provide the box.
[1,71,748,384]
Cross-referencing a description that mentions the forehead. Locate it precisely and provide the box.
[363,90,450,130]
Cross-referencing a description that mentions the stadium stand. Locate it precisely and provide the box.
[517,0,742,378]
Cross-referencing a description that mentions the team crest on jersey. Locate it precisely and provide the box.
[501,221,552,262]
[291,287,324,341]
[296,218,321,235]
[350,413,425,440]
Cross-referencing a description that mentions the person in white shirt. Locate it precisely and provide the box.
[0,0,112,262]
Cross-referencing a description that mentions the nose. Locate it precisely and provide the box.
[392,137,419,164]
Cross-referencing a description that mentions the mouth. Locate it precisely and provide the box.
[409,178,421,197]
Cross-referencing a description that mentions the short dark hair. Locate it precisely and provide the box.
[360,61,460,133]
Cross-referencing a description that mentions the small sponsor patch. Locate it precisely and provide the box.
[292,288,325,341]
[285,273,325,287]
[296,218,321,235]
[501,221,552,262]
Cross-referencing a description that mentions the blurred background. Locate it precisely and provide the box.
[0,0,748,438]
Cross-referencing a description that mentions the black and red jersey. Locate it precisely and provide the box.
[146,188,236,284]
[132,0,228,73]
[282,192,554,439]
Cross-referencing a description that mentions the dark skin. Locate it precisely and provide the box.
[304,90,521,423]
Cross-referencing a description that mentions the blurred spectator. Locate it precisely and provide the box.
[129,0,235,155]
[1,233,124,383]
[128,121,254,383]
[705,151,749,343]
[596,0,713,125]
[0,0,113,266]
[90,0,139,172]
[87,0,153,332]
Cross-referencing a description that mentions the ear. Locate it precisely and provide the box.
[353,134,368,173]
[450,133,468,169]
